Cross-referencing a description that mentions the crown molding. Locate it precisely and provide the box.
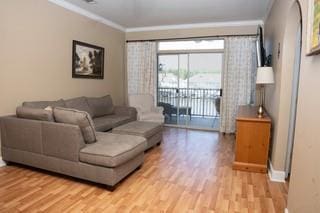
[47,0,264,33]
[126,20,264,32]
[47,0,126,32]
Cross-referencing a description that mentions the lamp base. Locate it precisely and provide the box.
[257,105,264,118]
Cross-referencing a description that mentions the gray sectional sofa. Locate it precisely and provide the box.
[22,95,137,132]
[0,95,145,190]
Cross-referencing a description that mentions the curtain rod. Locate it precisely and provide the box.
[126,33,257,43]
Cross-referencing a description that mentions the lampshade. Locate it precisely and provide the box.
[256,67,275,84]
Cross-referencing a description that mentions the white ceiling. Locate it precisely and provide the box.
[54,0,273,31]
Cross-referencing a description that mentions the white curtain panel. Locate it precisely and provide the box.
[220,37,257,133]
[127,42,157,96]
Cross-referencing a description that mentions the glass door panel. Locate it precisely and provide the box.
[177,54,189,126]
[187,53,223,130]
[158,55,179,125]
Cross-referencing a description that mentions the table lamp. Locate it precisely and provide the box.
[256,67,275,118]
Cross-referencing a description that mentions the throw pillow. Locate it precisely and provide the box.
[45,106,53,111]
[53,107,96,144]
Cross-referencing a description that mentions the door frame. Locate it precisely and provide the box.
[157,50,224,130]
[285,18,302,178]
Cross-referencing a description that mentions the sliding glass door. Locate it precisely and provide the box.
[188,53,222,129]
[157,52,223,130]
[157,54,189,126]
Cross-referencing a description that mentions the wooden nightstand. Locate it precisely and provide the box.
[232,105,271,173]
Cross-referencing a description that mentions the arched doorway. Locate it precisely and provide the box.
[283,1,303,179]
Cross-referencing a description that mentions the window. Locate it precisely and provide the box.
[158,39,224,51]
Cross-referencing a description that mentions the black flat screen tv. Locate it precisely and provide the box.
[256,26,266,67]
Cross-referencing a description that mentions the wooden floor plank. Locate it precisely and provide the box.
[0,127,287,212]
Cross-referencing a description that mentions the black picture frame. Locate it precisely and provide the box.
[72,40,104,79]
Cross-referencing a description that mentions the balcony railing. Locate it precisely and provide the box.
[157,87,221,117]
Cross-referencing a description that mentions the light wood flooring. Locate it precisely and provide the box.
[0,128,288,212]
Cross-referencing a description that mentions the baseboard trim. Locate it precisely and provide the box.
[284,208,289,213]
[0,157,6,167]
[268,160,286,182]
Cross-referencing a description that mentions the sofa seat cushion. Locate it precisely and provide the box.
[112,121,163,138]
[93,115,133,132]
[86,95,114,118]
[79,132,146,167]
[64,97,93,117]
[22,99,66,109]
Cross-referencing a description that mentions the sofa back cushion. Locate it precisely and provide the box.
[64,96,93,117]
[53,107,96,144]
[86,95,114,118]
[22,99,66,109]
[16,106,54,122]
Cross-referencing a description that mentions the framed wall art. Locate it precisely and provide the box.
[307,0,320,55]
[72,40,104,79]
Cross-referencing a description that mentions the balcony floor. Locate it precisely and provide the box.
[165,115,220,130]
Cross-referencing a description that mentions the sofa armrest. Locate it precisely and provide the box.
[42,122,86,162]
[152,106,164,114]
[113,106,137,120]
[134,107,143,120]
[0,116,86,162]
